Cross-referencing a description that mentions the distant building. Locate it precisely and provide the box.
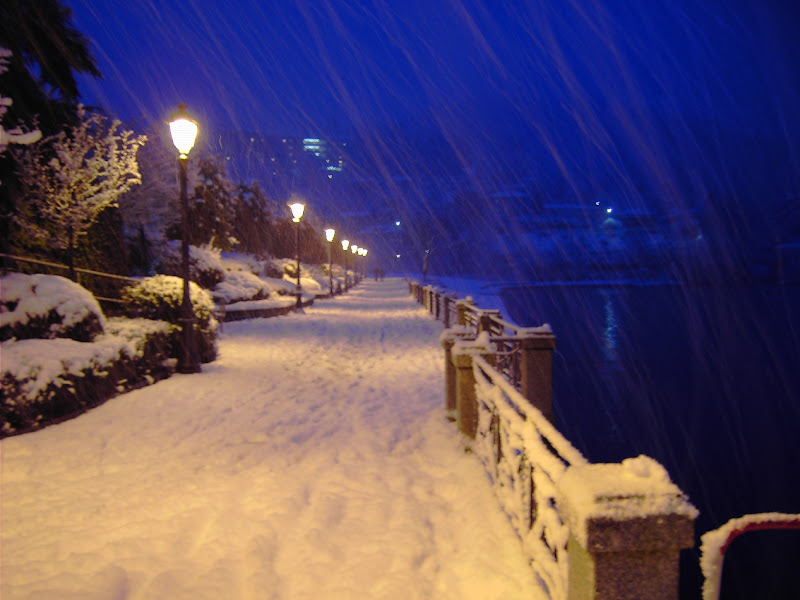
[213,131,349,189]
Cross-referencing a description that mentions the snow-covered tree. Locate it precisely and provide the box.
[233,181,276,256]
[13,105,146,279]
[117,124,182,271]
[0,0,100,134]
[0,48,41,177]
[167,153,237,252]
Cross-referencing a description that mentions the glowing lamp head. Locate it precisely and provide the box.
[289,202,305,222]
[351,245,358,254]
[362,248,368,256]
[169,104,198,158]
[341,239,349,251]
[325,228,335,242]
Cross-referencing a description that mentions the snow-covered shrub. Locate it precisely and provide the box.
[280,258,300,278]
[213,269,273,304]
[120,275,218,363]
[155,242,225,289]
[1,318,174,437]
[0,273,106,343]
[263,261,284,280]
[220,252,263,276]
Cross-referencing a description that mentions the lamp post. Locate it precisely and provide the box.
[341,239,350,291]
[361,248,368,279]
[169,104,201,374]
[325,228,335,296]
[290,201,305,310]
[351,245,358,285]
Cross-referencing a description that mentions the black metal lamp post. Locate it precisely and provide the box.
[325,228,335,296]
[351,245,358,284]
[169,104,201,374]
[341,239,350,291]
[290,201,305,310]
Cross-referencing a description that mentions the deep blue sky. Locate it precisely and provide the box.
[68,0,800,144]
[65,0,800,228]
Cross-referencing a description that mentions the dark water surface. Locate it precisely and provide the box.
[499,283,800,599]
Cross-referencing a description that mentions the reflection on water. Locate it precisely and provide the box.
[499,283,800,599]
[600,289,619,361]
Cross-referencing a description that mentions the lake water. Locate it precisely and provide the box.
[498,283,800,599]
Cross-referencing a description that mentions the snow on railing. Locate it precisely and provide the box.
[472,354,588,600]
[699,513,800,600]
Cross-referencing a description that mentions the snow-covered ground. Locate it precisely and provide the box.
[1,278,544,600]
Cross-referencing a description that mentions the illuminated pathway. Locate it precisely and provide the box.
[1,278,546,600]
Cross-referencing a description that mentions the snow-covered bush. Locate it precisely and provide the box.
[1,318,174,437]
[273,258,327,295]
[263,261,284,279]
[278,258,300,278]
[120,275,218,363]
[213,270,272,304]
[220,252,263,275]
[0,273,106,343]
[155,242,226,289]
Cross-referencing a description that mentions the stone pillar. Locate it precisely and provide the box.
[451,336,493,439]
[441,328,473,414]
[519,328,557,424]
[557,457,698,600]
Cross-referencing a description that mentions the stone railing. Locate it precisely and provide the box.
[410,280,698,600]
[700,513,800,600]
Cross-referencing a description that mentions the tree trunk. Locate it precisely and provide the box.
[67,224,77,281]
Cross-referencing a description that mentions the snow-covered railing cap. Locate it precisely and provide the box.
[451,330,493,355]
[456,295,474,306]
[438,325,474,343]
[516,323,553,336]
[557,455,699,549]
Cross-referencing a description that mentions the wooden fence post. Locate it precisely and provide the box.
[443,295,451,328]
[519,329,557,424]
[557,458,697,600]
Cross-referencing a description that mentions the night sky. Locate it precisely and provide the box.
[67,0,800,149]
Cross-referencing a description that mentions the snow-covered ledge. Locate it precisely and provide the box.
[556,456,698,600]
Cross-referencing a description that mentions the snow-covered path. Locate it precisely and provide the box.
[1,278,543,600]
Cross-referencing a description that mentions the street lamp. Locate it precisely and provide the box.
[341,239,350,290]
[169,104,200,374]
[325,228,335,296]
[351,245,358,284]
[361,248,368,279]
[290,201,305,310]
